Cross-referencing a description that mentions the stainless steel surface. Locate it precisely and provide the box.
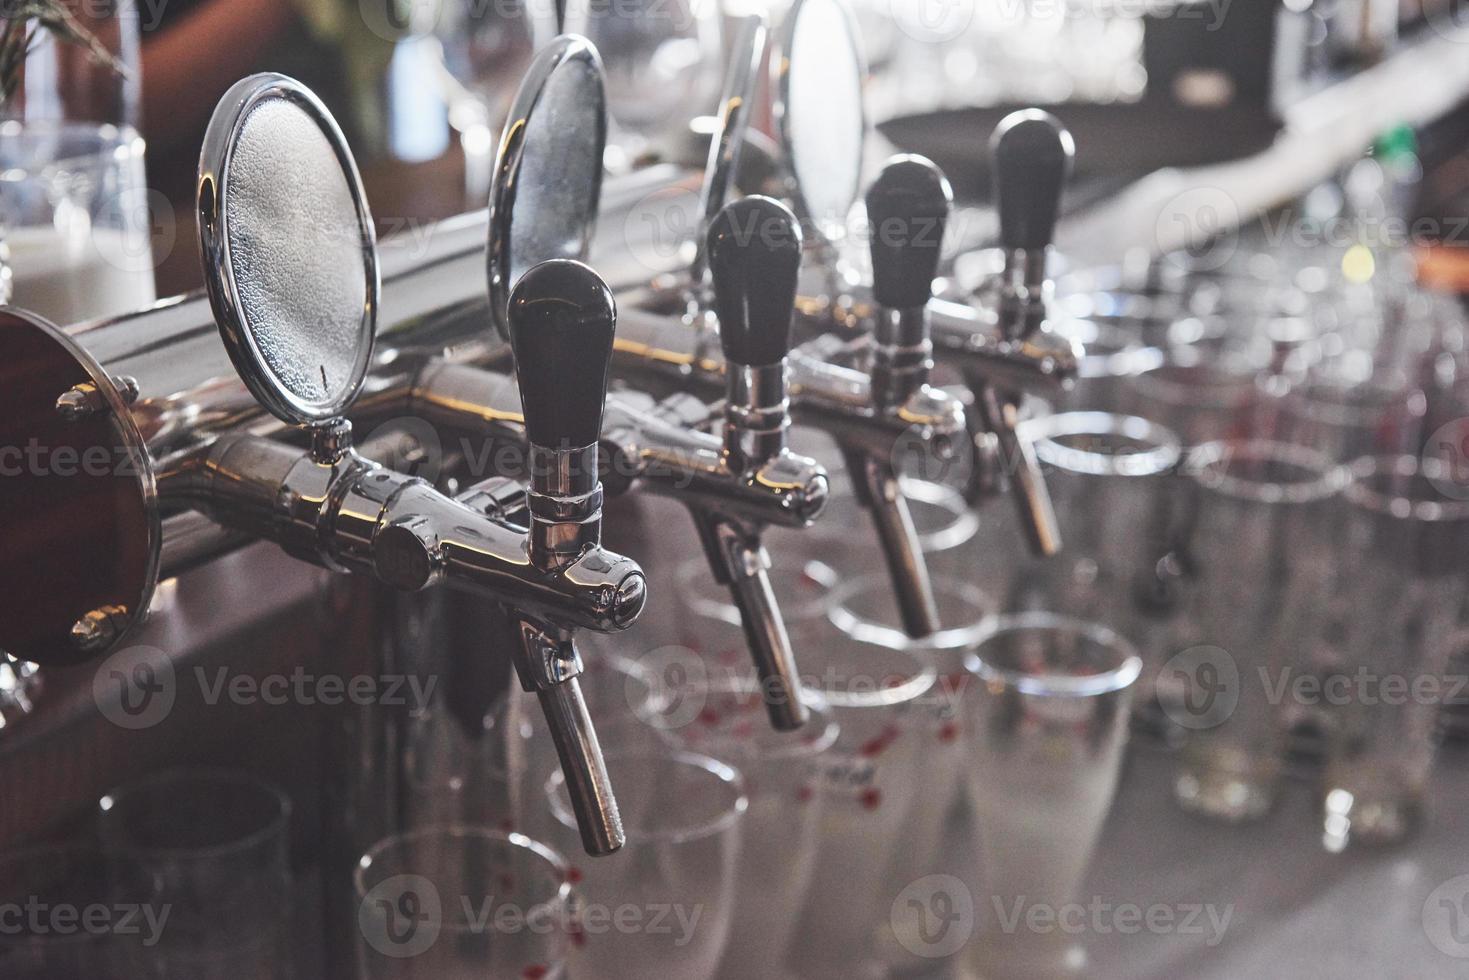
[487,35,607,339]
[690,13,767,288]
[774,0,867,251]
[198,74,378,426]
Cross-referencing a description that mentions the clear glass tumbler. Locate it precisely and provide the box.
[826,573,992,978]
[1275,368,1427,463]
[0,120,157,322]
[959,613,1141,980]
[1125,350,1265,448]
[545,749,747,980]
[1166,440,1347,821]
[951,412,1181,731]
[1321,456,1469,849]
[354,826,573,979]
[653,680,839,980]
[786,636,936,980]
[445,653,666,846]
[98,767,294,979]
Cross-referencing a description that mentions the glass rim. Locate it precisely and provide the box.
[799,642,937,709]
[826,573,993,654]
[660,678,842,760]
[97,767,292,862]
[1186,439,1347,504]
[965,612,1143,697]
[1346,454,1469,523]
[1020,411,1182,478]
[546,749,748,846]
[1052,317,1166,379]
[898,476,981,554]
[353,824,573,934]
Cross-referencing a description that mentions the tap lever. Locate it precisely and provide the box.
[708,196,803,370]
[508,259,618,570]
[508,259,617,454]
[707,196,803,467]
[990,109,1073,339]
[865,155,952,408]
[866,155,952,312]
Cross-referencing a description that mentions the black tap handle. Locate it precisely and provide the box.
[707,196,803,368]
[866,154,952,310]
[508,259,616,450]
[990,109,1074,252]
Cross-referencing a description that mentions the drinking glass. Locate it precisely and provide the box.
[545,749,747,979]
[1321,456,1469,849]
[951,412,1181,730]
[0,120,157,323]
[653,681,839,980]
[0,843,120,978]
[355,826,573,979]
[564,0,721,164]
[98,768,294,978]
[959,613,1141,980]
[785,636,936,980]
[446,654,666,845]
[1125,350,1266,448]
[1166,441,1347,821]
[826,573,991,977]
[1275,368,1427,463]
[1047,318,1165,414]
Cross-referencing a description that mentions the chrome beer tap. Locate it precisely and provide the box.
[408,34,827,729]
[948,110,1077,554]
[833,155,956,636]
[686,195,816,728]
[606,7,963,637]
[754,0,1080,556]
[182,76,639,856]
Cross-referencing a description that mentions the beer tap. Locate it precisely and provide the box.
[404,34,829,729]
[948,110,1076,554]
[604,9,962,638]
[183,75,638,856]
[687,195,815,728]
[838,155,954,635]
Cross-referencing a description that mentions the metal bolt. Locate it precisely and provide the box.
[112,375,141,405]
[55,383,103,422]
[70,606,128,653]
